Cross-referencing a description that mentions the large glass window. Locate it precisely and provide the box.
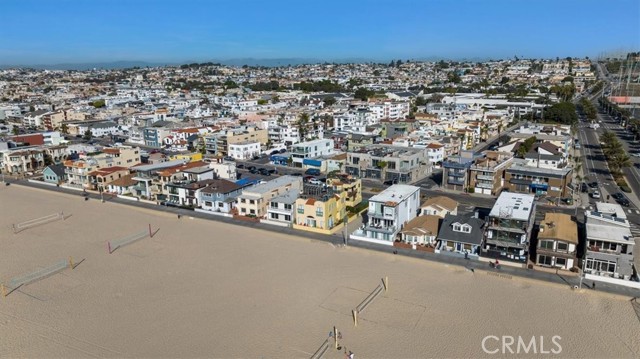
[538,255,552,266]
[540,240,554,250]
[557,242,568,252]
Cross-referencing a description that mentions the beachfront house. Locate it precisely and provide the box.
[584,203,636,280]
[293,184,347,234]
[350,184,421,245]
[42,164,66,184]
[264,190,299,226]
[437,212,484,256]
[199,179,244,214]
[234,175,303,218]
[483,192,536,264]
[400,215,440,246]
[535,212,578,271]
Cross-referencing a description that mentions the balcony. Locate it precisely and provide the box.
[449,170,466,178]
[447,178,465,185]
[476,182,493,189]
[364,223,397,234]
[477,174,494,181]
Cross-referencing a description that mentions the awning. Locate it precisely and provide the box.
[530,183,549,189]
[303,159,322,167]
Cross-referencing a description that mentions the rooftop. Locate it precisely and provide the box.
[242,175,301,195]
[489,192,535,221]
[539,213,578,244]
[421,196,458,212]
[400,215,440,236]
[369,184,420,206]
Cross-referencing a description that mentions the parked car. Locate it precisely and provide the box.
[611,192,624,200]
[290,172,303,176]
[383,179,399,186]
[249,168,258,174]
[305,168,321,176]
[581,183,588,193]
[279,148,287,153]
[591,190,601,199]
[304,175,315,182]
[617,198,630,207]
[248,166,256,171]
[309,178,323,186]
[236,164,245,169]
[270,150,279,156]
[258,168,270,176]
[632,153,640,158]
[223,156,235,161]
[267,169,277,174]
[588,182,598,189]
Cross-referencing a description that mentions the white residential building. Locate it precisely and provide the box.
[291,139,335,168]
[350,184,421,245]
[228,141,261,160]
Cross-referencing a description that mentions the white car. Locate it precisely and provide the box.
[309,178,323,186]
[591,190,601,199]
[632,153,640,158]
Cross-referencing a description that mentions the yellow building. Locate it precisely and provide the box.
[327,174,362,208]
[170,152,203,163]
[293,186,346,235]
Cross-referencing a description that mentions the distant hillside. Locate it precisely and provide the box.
[0,61,173,70]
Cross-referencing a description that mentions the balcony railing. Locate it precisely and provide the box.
[476,182,493,189]
[477,174,494,181]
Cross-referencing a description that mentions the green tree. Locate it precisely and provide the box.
[544,102,578,125]
[297,113,310,140]
[323,96,337,107]
[517,136,537,157]
[91,99,105,108]
[354,88,375,101]
[12,126,20,135]
[43,152,53,166]
[83,129,93,141]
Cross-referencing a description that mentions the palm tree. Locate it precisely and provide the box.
[297,113,309,141]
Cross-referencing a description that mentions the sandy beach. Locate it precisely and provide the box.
[0,184,639,358]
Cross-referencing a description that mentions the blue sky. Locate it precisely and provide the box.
[1,0,638,64]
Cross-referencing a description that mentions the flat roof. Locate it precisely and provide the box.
[241,175,301,196]
[595,202,627,220]
[369,184,420,205]
[131,159,187,172]
[489,192,535,221]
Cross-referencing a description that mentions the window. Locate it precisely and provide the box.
[555,257,567,267]
[241,198,246,203]
[297,204,305,214]
[284,215,291,221]
[461,224,471,233]
[453,224,461,232]
[250,209,255,214]
[316,208,324,217]
[540,240,554,250]
[557,242,568,252]
[270,202,278,209]
[241,208,246,213]
[218,202,224,208]
[284,204,292,210]
[538,255,552,266]
[270,213,278,219]
[205,201,212,207]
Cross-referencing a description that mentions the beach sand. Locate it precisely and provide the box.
[0,185,639,358]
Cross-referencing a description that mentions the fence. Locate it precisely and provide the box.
[107,225,156,254]
[13,212,65,234]
[352,277,388,326]
[2,257,75,297]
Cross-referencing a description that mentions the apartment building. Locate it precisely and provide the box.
[468,151,513,195]
[442,152,475,192]
[584,204,636,280]
[484,192,536,263]
[290,138,335,169]
[0,147,45,174]
[206,126,268,156]
[345,145,430,183]
[535,213,578,271]
[234,175,302,218]
[228,141,261,160]
[504,160,573,198]
[87,166,130,192]
[350,184,421,245]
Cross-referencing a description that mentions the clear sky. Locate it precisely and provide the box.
[1,0,638,65]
